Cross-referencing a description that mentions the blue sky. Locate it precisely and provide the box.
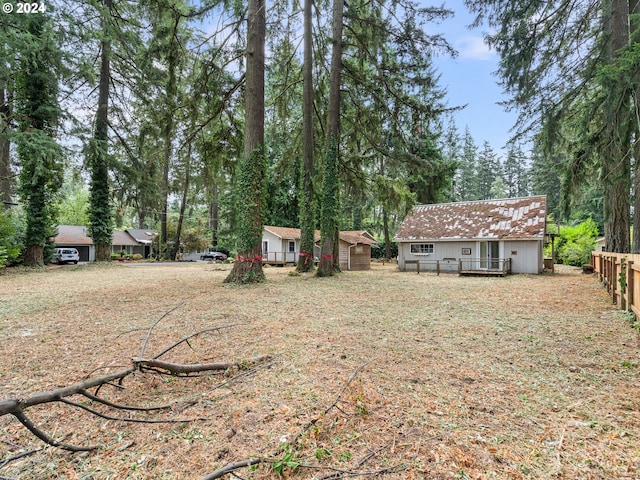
[431,0,518,156]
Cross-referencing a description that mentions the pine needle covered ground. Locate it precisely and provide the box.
[1,262,639,479]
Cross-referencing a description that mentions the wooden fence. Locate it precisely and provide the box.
[591,251,640,319]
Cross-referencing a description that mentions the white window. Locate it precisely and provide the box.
[410,243,434,254]
[262,240,268,254]
[288,241,295,253]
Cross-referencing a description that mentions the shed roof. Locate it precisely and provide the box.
[264,226,376,245]
[53,225,93,245]
[339,231,377,245]
[394,196,547,241]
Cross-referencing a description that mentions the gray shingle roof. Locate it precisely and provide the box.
[394,196,547,241]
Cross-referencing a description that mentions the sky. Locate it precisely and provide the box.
[430,0,518,157]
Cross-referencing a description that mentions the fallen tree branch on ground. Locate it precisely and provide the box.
[0,314,272,455]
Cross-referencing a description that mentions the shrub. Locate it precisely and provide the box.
[132,253,143,261]
[0,246,7,270]
[553,218,598,266]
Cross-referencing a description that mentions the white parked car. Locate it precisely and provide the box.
[52,248,79,264]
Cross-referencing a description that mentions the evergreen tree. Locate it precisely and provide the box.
[455,127,478,201]
[317,0,345,277]
[296,0,315,273]
[87,0,114,262]
[15,13,63,266]
[225,0,267,283]
[476,141,500,200]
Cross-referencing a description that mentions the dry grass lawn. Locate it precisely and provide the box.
[1,262,639,479]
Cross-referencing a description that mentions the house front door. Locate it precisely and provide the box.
[480,241,500,269]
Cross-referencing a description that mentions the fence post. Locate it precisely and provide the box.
[458,259,462,274]
[612,258,618,304]
[416,261,420,275]
[627,260,634,313]
[436,260,440,276]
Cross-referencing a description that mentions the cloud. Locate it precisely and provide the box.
[456,36,495,61]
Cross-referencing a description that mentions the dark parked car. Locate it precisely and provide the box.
[200,251,227,262]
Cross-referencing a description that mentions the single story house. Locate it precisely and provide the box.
[123,229,157,258]
[111,230,142,256]
[52,226,157,261]
[53,225,95,262]
[394,196,547,274]
[261,226,376,270]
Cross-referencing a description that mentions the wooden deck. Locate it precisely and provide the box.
[459,269,510,277]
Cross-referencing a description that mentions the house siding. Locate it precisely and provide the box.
[338,241,372,271]
[398,240,476,272]
[262,230,299,264]
[503,240,543,274]
[398,239,543,274]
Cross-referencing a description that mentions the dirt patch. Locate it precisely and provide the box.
[1,263,639,479]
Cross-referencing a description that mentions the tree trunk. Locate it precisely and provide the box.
[161,15,180,259]
[209,185,219,247]
[224,0,266,284]
[172,148,191,260]
[604,0,631,253]
[631,0,640,253]
[0,81,12,208]
[90,0,113,262]
[296,0,315,273]
[317,0,344,277]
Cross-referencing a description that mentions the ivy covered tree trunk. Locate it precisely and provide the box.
[224,0,266,284]
[296,0,315,273]
[88,0,114,262]
[16,14,62,266]
[0,79,12,208]
[317,0,344,277]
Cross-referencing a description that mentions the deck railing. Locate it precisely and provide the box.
[403,257,512,275]
[262,251,299,264]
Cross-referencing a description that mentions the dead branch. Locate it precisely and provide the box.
[140,302,185,357]
[0,448,42,468]
[132,355,272,376]
[0,338,272,452]
[152,324,243,360]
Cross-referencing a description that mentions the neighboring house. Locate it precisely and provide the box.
[596,236,606,252]
[394,196,547,274]
[111,230,142,256]
[52,225,95,262]
[261,226,376,270]
[262,226,310,265]
[124,229,157,258]
[53,226,157,261]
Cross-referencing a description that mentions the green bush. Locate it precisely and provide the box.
[552,218,598,266]
[0,246,7,270]
[0,208,24,266]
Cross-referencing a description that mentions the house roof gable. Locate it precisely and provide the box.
[112,230,140,246]
[126,229,157,244]
[394,196,547,241]
[53,225,93,245]
[263,226,303,240]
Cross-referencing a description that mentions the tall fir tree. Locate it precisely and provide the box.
[15,13,63,266]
